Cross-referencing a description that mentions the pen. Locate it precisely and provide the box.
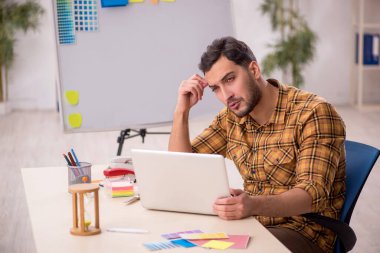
[106,228,149,234]
[67,152,77,167]
[63,154,72,166]
[71,148,83,174]
[64,153,79,176]
[71,148,80,166]
[124,195,140,205]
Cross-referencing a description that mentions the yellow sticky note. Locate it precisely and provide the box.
[161,0,176,2]
[129,0,144,2]
[68,113,82,128]
[65,90,79,105]
[181,232,228,240]
[201,240,234,250]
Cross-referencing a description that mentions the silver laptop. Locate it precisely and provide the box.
[131,149,231,215]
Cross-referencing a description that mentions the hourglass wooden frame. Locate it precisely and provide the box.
[69,184,101,236]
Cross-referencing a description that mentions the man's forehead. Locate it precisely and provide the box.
[204,56,238,84]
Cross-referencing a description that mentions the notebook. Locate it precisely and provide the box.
[131,149,231,215]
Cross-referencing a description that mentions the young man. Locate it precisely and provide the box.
[168,37,345,253]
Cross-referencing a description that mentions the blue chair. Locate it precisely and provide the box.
[304,140,380,252]
[335,140,380,252]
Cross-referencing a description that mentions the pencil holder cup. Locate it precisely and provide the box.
[68,162,92,187]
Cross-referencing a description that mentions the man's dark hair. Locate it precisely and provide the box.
[199,36,257,73]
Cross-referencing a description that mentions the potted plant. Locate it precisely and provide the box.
[0,0,44,113]
[260,0,317,88]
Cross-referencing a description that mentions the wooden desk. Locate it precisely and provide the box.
[22,165,290,253]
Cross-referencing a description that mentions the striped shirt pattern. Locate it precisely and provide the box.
[191,80,346,252]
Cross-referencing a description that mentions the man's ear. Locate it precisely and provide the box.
[248,61,261,79]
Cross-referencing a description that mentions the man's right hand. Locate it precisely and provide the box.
[176,74,208,113]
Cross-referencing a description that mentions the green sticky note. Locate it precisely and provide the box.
[65,90,79,105]
[68,113,82,128]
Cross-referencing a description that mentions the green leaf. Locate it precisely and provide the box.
[259,0,317,88]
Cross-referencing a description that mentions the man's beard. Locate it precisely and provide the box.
[228,74,261,117]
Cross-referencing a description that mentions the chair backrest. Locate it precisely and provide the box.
[335,140,380,253]
[341,140,380,224]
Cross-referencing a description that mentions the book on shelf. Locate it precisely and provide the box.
[355,33,380,65]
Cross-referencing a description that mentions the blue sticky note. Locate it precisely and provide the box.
[101,0,128,7]
[171,239,197,248]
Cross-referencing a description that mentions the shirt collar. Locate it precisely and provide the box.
[237,79,288,125]
[267,79,287,125]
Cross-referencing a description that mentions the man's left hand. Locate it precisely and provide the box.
[213,189,254,220]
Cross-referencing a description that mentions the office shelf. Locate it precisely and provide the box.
[352,0,380,109]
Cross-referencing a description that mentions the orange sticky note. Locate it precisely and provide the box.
[151,0,158,4]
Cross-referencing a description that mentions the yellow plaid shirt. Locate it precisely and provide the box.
[191,79,346,252]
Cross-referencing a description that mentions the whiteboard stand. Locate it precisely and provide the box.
[116,128,170,156]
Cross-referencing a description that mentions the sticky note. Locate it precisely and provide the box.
[150,0,158,4]
[101,0,128,8]
[171,239,197,248]
[162,230,203,240]
[65,90,79,105]
[160,0,175,2]
[68,113,83,128]
[201,240,234,250]
[129,0,144,2]
[143,241,179,251]
[189,234,251,249]
[180,232,228,240]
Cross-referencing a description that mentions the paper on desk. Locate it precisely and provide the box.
[189,234,251,249]
[180,232,228,240]
[161,229,203,240]
[171,239,197,248]
[201,240,234,250]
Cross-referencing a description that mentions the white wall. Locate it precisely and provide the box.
[8,0,355,110]
[231,0,354,105]
[7,0,57,110]
[300,0,354,105]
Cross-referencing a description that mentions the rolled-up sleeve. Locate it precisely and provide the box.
[294,102,346,212]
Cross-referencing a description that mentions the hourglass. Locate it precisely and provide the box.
[69,184,101,236]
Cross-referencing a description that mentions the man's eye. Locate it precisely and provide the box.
[210,86,218,92]
[226,76,235,82]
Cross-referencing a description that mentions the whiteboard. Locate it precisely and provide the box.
[54,0,234,132]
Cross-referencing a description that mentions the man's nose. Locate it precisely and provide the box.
[221,86,233,102]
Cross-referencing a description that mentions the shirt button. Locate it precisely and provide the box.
[233,155,237,160]
[251,169,256,174]
[251,147,257,153]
